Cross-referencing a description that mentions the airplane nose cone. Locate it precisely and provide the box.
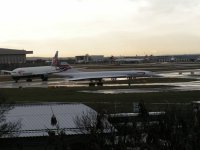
[147,71,162,77]
[152,73,162,77]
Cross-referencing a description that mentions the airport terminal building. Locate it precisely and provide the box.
[0,48,33,64]
[75,54,104,63]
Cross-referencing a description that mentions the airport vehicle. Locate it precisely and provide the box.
[1,51,64,82]
[55,63,158,86]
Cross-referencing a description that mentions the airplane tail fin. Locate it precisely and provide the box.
[51,51,59,66]
[58,62,80,73]
[51,51,80,73]
[58,62,73,72]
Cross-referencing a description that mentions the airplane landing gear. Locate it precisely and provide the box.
[127,77,135,87]
[97,82,103,86]
[111,78,117,81]
[42,77,48,81]
[89,82,95,87]
[26,78,32,82]
[41,75,48,81]
[89,79,103,86]
[13,77,20,83]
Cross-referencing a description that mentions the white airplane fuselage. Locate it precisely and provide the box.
[11,66,58,77]
[55,69,155,81]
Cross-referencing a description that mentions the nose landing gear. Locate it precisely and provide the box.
[41,75,48,81]
[89,79,103,86]
[89,82,95,86]
[26,78,32,82]
[12,77,20,83]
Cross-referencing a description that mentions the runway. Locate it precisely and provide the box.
[80,80,200,94]
[0,78,84,88]
[0,69,200,94]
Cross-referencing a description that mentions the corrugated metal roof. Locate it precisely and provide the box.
[3,103,96,138]
[0,48,33,55]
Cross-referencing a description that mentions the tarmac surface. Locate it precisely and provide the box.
[0,69,200,94]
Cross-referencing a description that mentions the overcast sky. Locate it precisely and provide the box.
[0,0,200,57]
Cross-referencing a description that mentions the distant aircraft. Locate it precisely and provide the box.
[1,51,65,82]
[55,61,159,86]
[196,57,200,62]
[114,58,145,63]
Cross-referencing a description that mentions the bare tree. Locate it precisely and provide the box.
[0,92,21,138]
[74,110,115,150]
[74,110,97,134]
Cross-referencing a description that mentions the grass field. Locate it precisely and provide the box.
[1,85,199,113]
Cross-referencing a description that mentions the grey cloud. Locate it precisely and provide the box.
[128,0,200,37]
[138,0,200,14]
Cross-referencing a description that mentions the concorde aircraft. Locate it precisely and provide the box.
[1,51,64,82]
[55,61,159,86]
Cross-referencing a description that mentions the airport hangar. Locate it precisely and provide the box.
[0,48,33,64]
